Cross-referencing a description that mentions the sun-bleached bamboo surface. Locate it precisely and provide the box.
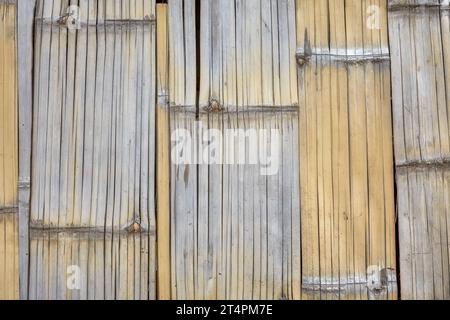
[297,0,397,299]
[0,0,19,300]
[28,0,156,299]
[168,0,301,300]
[389,0,450,300]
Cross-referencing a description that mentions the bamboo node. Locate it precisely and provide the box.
[297,29,312,67]
[203,99,223,113]
[127,221,142,233]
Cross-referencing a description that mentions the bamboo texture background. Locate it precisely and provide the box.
[0,0,19,300]
[0,0,450,300]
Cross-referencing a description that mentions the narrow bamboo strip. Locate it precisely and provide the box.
[297,0,397,299]
[389,0,450,300]
[0,1,19,300]
[17,0,36,299]
[156,3,171,300]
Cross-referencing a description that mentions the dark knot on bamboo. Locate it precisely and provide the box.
[297,29,312,67]
[127,221,141,233]
[203,99,223,113]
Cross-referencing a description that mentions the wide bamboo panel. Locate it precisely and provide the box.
[0,214,19,300]
[0,1,17,210]
[169,0,301,300]
[29,0,156,299]
[297,0,397,299]
[389,0,450,299]
[0,1,19,300]
[28,230,150,300]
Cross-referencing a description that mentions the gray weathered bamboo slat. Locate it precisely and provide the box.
[0,0,19,300]
[297,0,397,300]
[28,0,156,300]
[389,0,450,300]
[17,0,36,300]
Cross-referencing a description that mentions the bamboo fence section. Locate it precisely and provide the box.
[168,0,301,300]
[27,0,157,299]
[0,0,19,300]
[297,0,397,299]
[389,0,450,300]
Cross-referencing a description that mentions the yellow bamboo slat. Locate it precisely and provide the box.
[156,3,171,300]
[0,1,19,300]
[389,0,450,300]
[297,0,397,299]
[0,1,17,208]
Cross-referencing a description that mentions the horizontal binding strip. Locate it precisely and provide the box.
[296,49,390,66]
[35,17,155,28]
[30,228,154,240]
[29,225,155,236]
[0,0,15,4]
[396,158,450,170]
[18,177,30,190]
[0,206,18,215]
[200,104,299,114]
[302,282,398,295]
[169,104,299,114]
[388,2,446,12]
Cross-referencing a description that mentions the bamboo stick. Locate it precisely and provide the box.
[156,3,171,300]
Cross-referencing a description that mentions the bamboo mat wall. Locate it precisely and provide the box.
[389,0,450,300]
[0,0,19,300]
[1,0,450,300]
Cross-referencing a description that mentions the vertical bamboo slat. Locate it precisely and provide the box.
[297,0,397,299]
[168,0,197,300]
[0,0,19,300]
[17,0,36,300]
[28,0,157,300]
[389,0,450,300]
[156,3,171,300]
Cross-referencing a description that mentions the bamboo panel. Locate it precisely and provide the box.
[0,1,17,209]
[29,0,156,299]
[297,0,397,299]
[198,0,298,109]
[0,1,19,300]
[28,230,151,300]
[0,214,19,300]
[389,0,450,299]
[169,0,301,300]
